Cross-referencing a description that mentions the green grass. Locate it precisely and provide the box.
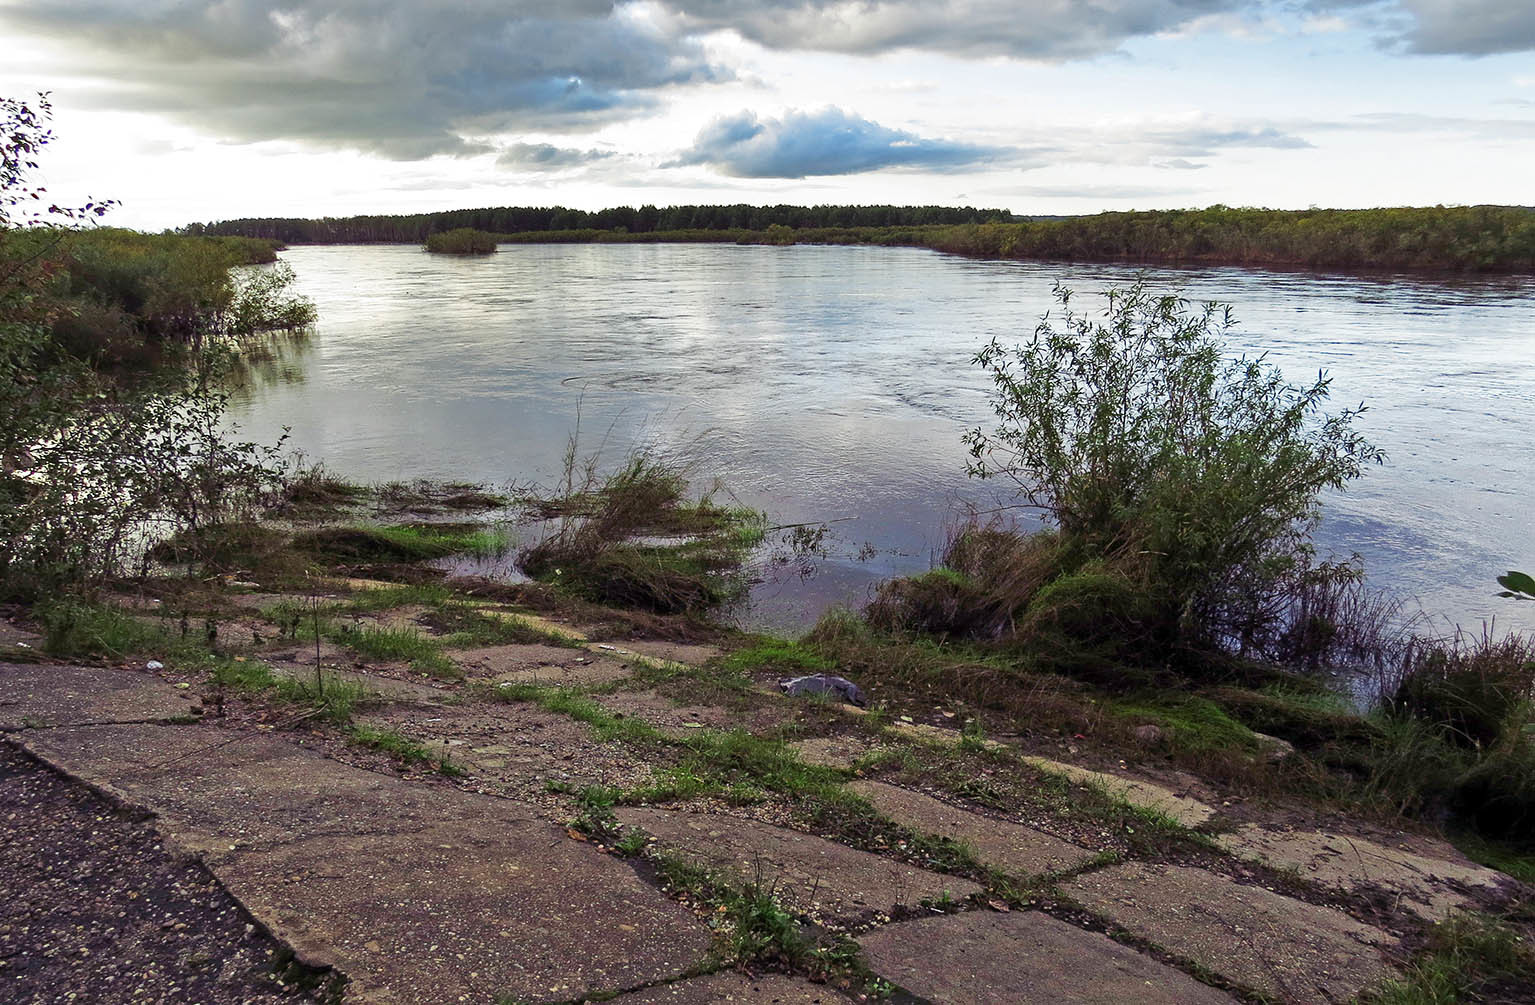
[1449,831,1535,884]
[261,601,462,679]
[1364,912,1535,1004]
[422,603,580,649]
[724,638,834,673]
[328,622,460,678]
[347,724,463,775]
[342,584,457,612]
[649,852,867,981]
[207,658,368,724]
[38,600,171,658]
[294,523,512,563]
[1108,694,1261,755]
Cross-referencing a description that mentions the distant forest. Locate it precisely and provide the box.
[188,204,1013,244]
[188,204,1535,273]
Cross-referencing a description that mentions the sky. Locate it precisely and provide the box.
[2,1,1533,230]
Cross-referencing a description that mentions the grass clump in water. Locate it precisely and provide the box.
[519,450,764,615]
[295,523,512,564]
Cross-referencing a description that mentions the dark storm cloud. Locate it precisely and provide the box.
[671,108,1016,177]
[496,143,615,170]
[2,1,726,157]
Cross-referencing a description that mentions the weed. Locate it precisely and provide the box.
[273,675,368,724]
[1364,912,1535,1004]
[328,622,461,678]
[613,828,650,857]
[958,717,990,753]
[273,466,369,520]
[648,853,873,980]
[519,449,763,615]
[347,724,457,772]
[38,600,168,658]
[570,784,624,839]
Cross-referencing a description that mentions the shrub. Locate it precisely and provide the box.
[963,282,1383,659]
[865,567,990,637]
[1,95,299,599]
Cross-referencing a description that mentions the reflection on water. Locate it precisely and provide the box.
[228,332,315,392]
[228,244,1535,635]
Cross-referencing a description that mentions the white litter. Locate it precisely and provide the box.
[146,660,164,670]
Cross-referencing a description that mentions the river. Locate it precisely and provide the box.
[229,243,1535,635]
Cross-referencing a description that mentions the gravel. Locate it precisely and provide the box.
[0,743,328,1004]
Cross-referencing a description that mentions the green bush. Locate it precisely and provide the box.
[865,567,991,637]
[964,282,1382,660]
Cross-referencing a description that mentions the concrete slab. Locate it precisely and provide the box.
[1065,862,1395,1002]
[1216,824,1512,920]
[1022,756,1216,827]
[616,807,981,924]
[603,972,843,1003]
[356,703,657,796]
[263,661,451,703]
[790,736,876,771]
[593,689,733,736]
[599,639,723,668]
[20,722,712,1004]
[0,616,42,647]
[849,781,1094,876]
[889,719,1006,751]
[858,910,1236,1004]
[453,643,631,687]
[0,663,193,730]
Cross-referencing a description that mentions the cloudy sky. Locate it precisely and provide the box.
[3,1,1532,229]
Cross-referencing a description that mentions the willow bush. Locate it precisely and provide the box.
[962,282,1384,660]
[2,93,302,598]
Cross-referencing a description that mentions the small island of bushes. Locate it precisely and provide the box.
[424,228,498,255]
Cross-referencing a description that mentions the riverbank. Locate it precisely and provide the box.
[205,205,1535,273]
[3,462,1531,1003]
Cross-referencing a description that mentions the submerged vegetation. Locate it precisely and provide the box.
[202,203,1535,273]
[519,450,764,615]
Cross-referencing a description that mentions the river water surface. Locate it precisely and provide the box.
[230,244,1535,635]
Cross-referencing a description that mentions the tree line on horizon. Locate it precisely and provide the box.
[186,203,1014,244]
[185,202,1535,272]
